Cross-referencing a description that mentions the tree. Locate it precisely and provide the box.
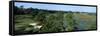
[39,12,64,32]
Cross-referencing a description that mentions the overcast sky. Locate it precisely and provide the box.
[15,2,96,13]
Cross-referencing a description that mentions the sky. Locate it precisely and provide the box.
[15,2,96,13]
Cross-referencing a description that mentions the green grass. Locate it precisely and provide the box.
[15,12,96,34]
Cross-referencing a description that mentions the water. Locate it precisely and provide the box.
[77,20,87,30]
[73,16,87,30]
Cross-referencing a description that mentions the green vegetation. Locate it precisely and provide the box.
[14,6,96,34]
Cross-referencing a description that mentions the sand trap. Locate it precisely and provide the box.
[29,22,42,29]
[29,23,37,26]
